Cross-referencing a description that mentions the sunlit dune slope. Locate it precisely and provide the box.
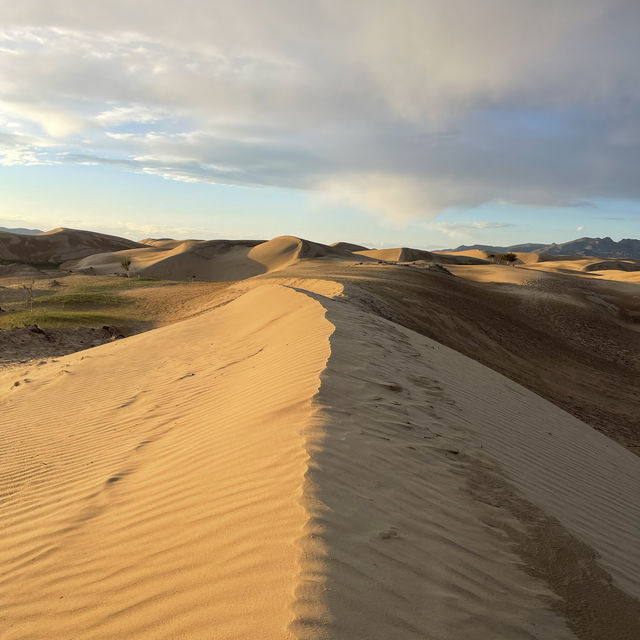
[2,281,639,639]
[0,285,333,639]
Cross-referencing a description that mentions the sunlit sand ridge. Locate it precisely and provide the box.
[1,285,332,638]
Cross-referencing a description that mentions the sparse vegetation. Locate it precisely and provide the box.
[120,256,132,276]
[22,280,35,312]
[0,274,216,330]
[33,291,129,308]
[497,252,518,266]
[0,310,130,329]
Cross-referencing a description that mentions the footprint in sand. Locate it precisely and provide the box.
[378,527,399,540]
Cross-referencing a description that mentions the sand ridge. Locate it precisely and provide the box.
[2,279,639,638]
[1,284,333,639]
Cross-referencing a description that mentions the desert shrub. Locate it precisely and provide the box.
[120,256,132,276]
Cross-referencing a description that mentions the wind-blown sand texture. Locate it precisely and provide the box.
[2,277,639,639]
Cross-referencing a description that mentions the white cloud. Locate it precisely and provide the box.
[318,174,439,220]
[434,221,516,239]
[96,104,169,126]
[0,2,639,219]
[0,145,43,165]
[0,101,85,136]
[577,225,585,231]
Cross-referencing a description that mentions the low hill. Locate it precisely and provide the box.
[0,226,43,235]
[0,227,142,264]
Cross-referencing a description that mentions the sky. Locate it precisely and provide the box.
[0,0,639,249]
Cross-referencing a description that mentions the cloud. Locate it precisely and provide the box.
[434,220,517,239]
[576,225,585,231]
[318,174,447,219]
[0,2,639,220]
[96,105,170,126]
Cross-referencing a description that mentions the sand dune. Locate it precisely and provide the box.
[2,280,639,638]
[138,238,204,249]
[523,258,640,283]
[330,241,369,252]
[1,285,333,639]
[358,247,487,264]
[69,235,366,281]
[583,260,640,272]
[445,263,552,284]
[439,249,551,265]
[443,258,640,287]
[0,228,142,263]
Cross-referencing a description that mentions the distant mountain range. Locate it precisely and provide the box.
[0,226,43,235]
[448,237,640,260]
[449,243,548,253]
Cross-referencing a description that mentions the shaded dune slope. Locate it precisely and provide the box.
[2,282,639,639]
[583,260,640,272]
[266,260,640,452]
[330,242,369,252]
[296,289,639,639]
[69,235,365,281]
[0,228,142,263]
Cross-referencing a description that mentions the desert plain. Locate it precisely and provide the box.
[1,228,639,639]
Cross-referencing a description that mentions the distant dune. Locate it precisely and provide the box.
[442,248,543,264]
[330,241,369,252]
[69,235,370,281]
[5,227,638,282]
[138,237,202,249]
[0,227,142,263]
[358,246,488,264]
[583,259,640,272]
[2,279,638,638]
[439,249,640,278]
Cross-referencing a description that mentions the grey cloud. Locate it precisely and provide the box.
[0,1,639,219]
